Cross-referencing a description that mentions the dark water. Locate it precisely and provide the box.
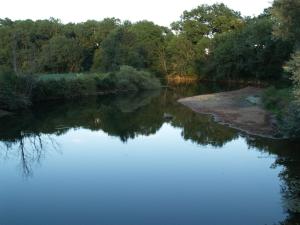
[0,84,299,225]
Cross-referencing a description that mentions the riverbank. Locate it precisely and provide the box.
[0,110,11,118]
[178,87,278,138]
[0,66,161,111]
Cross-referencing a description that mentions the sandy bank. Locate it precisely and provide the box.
[178,87,277,138]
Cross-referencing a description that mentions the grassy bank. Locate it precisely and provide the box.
[0,66,161,111]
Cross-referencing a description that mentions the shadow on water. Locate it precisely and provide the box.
[0,83,299,224]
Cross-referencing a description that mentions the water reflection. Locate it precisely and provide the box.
[0,85,239,145]
[0,134,59,177]
[0,84,299,224]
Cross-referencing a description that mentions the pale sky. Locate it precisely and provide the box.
[1,0,273,27]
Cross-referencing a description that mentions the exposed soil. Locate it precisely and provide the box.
[178,87,278,138]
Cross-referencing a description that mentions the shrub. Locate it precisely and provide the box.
[112,66,161,91]
[263,86,300,137]
[32,76,96,101]
[286,50,300,100]
[32,66,161,101]
[262,86,292,115]
[0,68,33,110]
[279,101,300,138]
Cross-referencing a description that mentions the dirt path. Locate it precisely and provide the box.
[178,87,277,138]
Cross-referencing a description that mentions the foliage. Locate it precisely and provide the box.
[262,87,293,115]
[38,35,84,73]
[204,15,293,80]
[279,101,300,138]
[97,22,171,75]
[0,68,33,110]
[286,50,300,100]
[262,87,300,138]
[110,65,161,91]
[166,35,196,76]
[171,3,243,43]
[37,73,82,81]
[0,2,296,82]
[272,0,300,42]
[32,66,160,101]
[169,3,243,77]
[32,75,97,101]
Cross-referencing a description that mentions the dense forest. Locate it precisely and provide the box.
[0,0,300,136]
[0,3,296,79]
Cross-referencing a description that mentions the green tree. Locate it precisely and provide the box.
[287,51,300,99]
[129,21,172,75]
[272,0,300,43]
[71,18,120,70]
[272,0,300,101]
[166,35,196,76]
[0,18,62,75]
[205,15,292,80]
[171,3,243,44]
[39,35,84,73]
[99,24,140,71]
[169,3,244,77]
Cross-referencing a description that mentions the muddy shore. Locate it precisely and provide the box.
[178,87,277,138]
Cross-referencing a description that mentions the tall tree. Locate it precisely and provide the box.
[272,0,300,43]
[39,35,84,73]
[166,35,196,76]
[205,14,293,80]
[171,3,243,44]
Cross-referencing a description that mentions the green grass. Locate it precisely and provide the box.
[37,73,86,81]
[32,66,161,101]
[1,66,161,111]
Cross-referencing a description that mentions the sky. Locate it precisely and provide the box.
[1,0,273,27]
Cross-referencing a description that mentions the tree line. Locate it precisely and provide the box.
[0,0,298,81]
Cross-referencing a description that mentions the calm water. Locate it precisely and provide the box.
[0,84,299,225]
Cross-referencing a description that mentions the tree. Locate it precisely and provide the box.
[129,21,171,75]
[0,18,63,75]
[171,3,243,44]
[39,35,84,73]
[287,51,300,100]
[272,0,300,43]
[70,18,120,70]
[204,15,293,80]
[272,0,300,99]
[169,3,244,77]
[166,35,196,76]
[98,24,140,71]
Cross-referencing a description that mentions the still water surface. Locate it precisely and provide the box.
[0,84,299,225]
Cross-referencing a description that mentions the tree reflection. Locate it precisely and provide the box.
[0,85,242,179]
[247,138,300,224]
[0,133,59,177]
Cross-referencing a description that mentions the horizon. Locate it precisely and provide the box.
[1,0,272,27]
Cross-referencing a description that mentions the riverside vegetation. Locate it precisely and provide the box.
[0,0,300,137]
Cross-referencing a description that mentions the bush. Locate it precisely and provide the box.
[262,86,292,115]
[263,86,300,137]
[0,68,33,110]
[112,65,161,91]
[279,101,300,138]
[32,76,96,101]
[286,50,300,100]
[32,66,161,101]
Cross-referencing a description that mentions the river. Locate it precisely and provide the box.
[0,84,299,225]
